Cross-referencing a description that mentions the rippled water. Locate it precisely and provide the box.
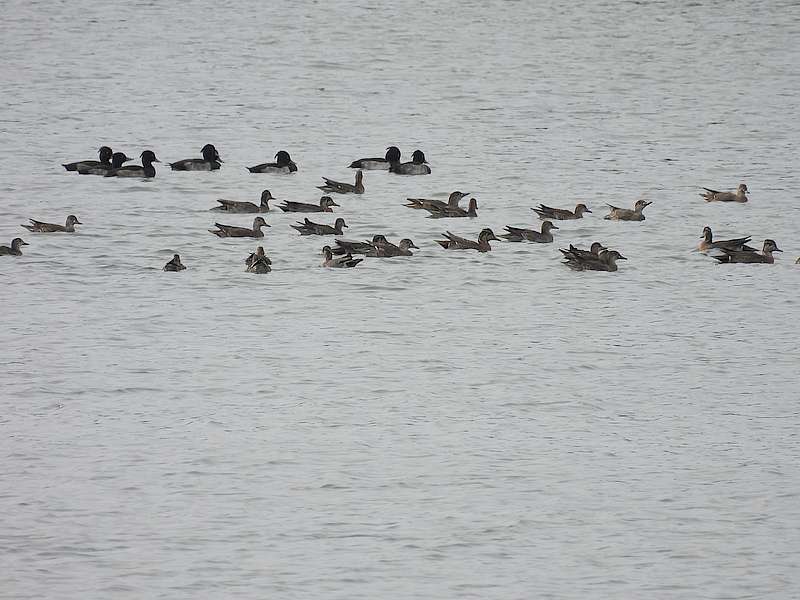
[2,1,799,598]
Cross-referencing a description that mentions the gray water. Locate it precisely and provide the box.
[2,1,799,598]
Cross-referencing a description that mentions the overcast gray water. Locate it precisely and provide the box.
[2,1,800,598]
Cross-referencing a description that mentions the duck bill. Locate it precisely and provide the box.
[617,255,628,260]
[21,240,29,245]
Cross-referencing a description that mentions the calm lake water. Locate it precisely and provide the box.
[2,1,799,598]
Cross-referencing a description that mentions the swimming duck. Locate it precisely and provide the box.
[169,144,222,171]
[318,170,365,194]
[0,238,29,256]
[245,246,272,273]
[375,238,419,257]
[163,254,186,271]
[390,150,431,175]
[332,235,385,256]
[564,249,627,272]
[322,245,363,268]
[501,220,558,243]
[63,146,113,171]
[105,150,160,178]
[604,199,651,221]
[291,217,348,236]
[700,183,748,203]
[425,198,478,218]
[558,242,607,261]
[532,203,591,221]
[22,215,82,233]
[698,227,754,252]
[211,190,273,213]
[209,216,270,238]
[247,150,298,174]
[333,235,418,257]
[436,228,499,252]
[713,239,782,264]
[405,191,470,211]
[77,152,132,175]
[279,196,339,213]
[349,146,401,170]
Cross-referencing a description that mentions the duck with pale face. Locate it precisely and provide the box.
[604,199,651,221]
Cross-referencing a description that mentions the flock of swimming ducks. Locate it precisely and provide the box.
[1,144,794,270]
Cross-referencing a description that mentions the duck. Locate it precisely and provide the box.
[245,246,272,273]
[501,220,558,243]
[713,239,782,264]
[247,150,298,174]
[169,144,222,171]
[424,198,478,218]
[349,146,401,170]
[698,226,754,252]
[604,199,651,221]
[322,245,363,268]
[77,151,132,175]
[390,150,431,175]
[318,170,365,194]
[532,203,591,221]
[211,190,273,213]
[22,215,82,233]
[333,235,418,257]
[375,238,419,257]
[63,146,113,171]
[105,150,160,178]
[209,216,270,238]
[163,254,186,271]
[564,249,627,272]
[279,196,339,213]
[436,228,499,252]
[0,238,29,256]
[291,217,348,236]
[700,183,748,203]
[405,191,470,211]
[558,242,607,261]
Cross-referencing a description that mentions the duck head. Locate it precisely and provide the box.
[202,144,221,162]
[66,215,82,227]
[372,234,388,245]
[253,216,270,229]
[411,150,427,164]
[701,226,713,242]
[275,150,293,166]
[635,199,652,211]
[320,196,339,209]
[11,238,29,250]
[98,146,113,162]
[479,228,499,242]
[260,190,273,207]
[321,245,333,259]
[763,239,782,253]
[590,241,607,255]
[140,150,160,164]
[399,238,419,250]
[738,183,748,193]
[541,220,559,232]
[385,146,401,163]
[575,203,591,215]
[334,218,348,231]
[111,152,132,168]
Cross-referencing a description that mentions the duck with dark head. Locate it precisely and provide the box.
[247,150,298,173]
[169,144,222,171]
[390,149,431,175]
[105,150,160,178]
[349,146,401,170]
